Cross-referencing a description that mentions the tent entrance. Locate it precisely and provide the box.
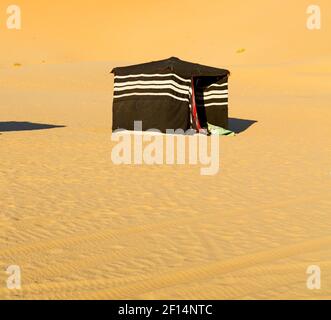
[191,76,229,131]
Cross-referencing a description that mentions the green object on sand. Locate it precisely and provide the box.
[207,123,235,136]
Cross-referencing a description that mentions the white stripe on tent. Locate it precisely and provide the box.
[199,102,229,107]
[196,94,228,101]
[114,84,189,96]
[189,83,229,95]
[114,73,191,84]
[205,82,228,88]
[196,89,228,96]
[114,92,189,102]
[114,80,190,91]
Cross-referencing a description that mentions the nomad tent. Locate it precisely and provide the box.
[111,57,230,133]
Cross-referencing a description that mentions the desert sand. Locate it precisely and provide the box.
[0,0,331,299]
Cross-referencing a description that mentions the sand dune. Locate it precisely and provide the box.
[0,0,331,299]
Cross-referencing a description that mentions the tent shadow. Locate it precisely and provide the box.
[228,118,257,134]
[0,122,66,133]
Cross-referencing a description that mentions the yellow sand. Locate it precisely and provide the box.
[0,0,331,299]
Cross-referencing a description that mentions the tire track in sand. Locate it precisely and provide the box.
[0,194,322,259]
[1,235,331,299]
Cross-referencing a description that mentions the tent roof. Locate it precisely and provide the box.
[111,57,229,78]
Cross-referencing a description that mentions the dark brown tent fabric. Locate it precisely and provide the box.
[112,57,229,79]
[111,57,230,133]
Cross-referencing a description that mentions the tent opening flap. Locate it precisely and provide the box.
[193,76,229,130]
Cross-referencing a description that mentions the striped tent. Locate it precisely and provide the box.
[111,57,230,133]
